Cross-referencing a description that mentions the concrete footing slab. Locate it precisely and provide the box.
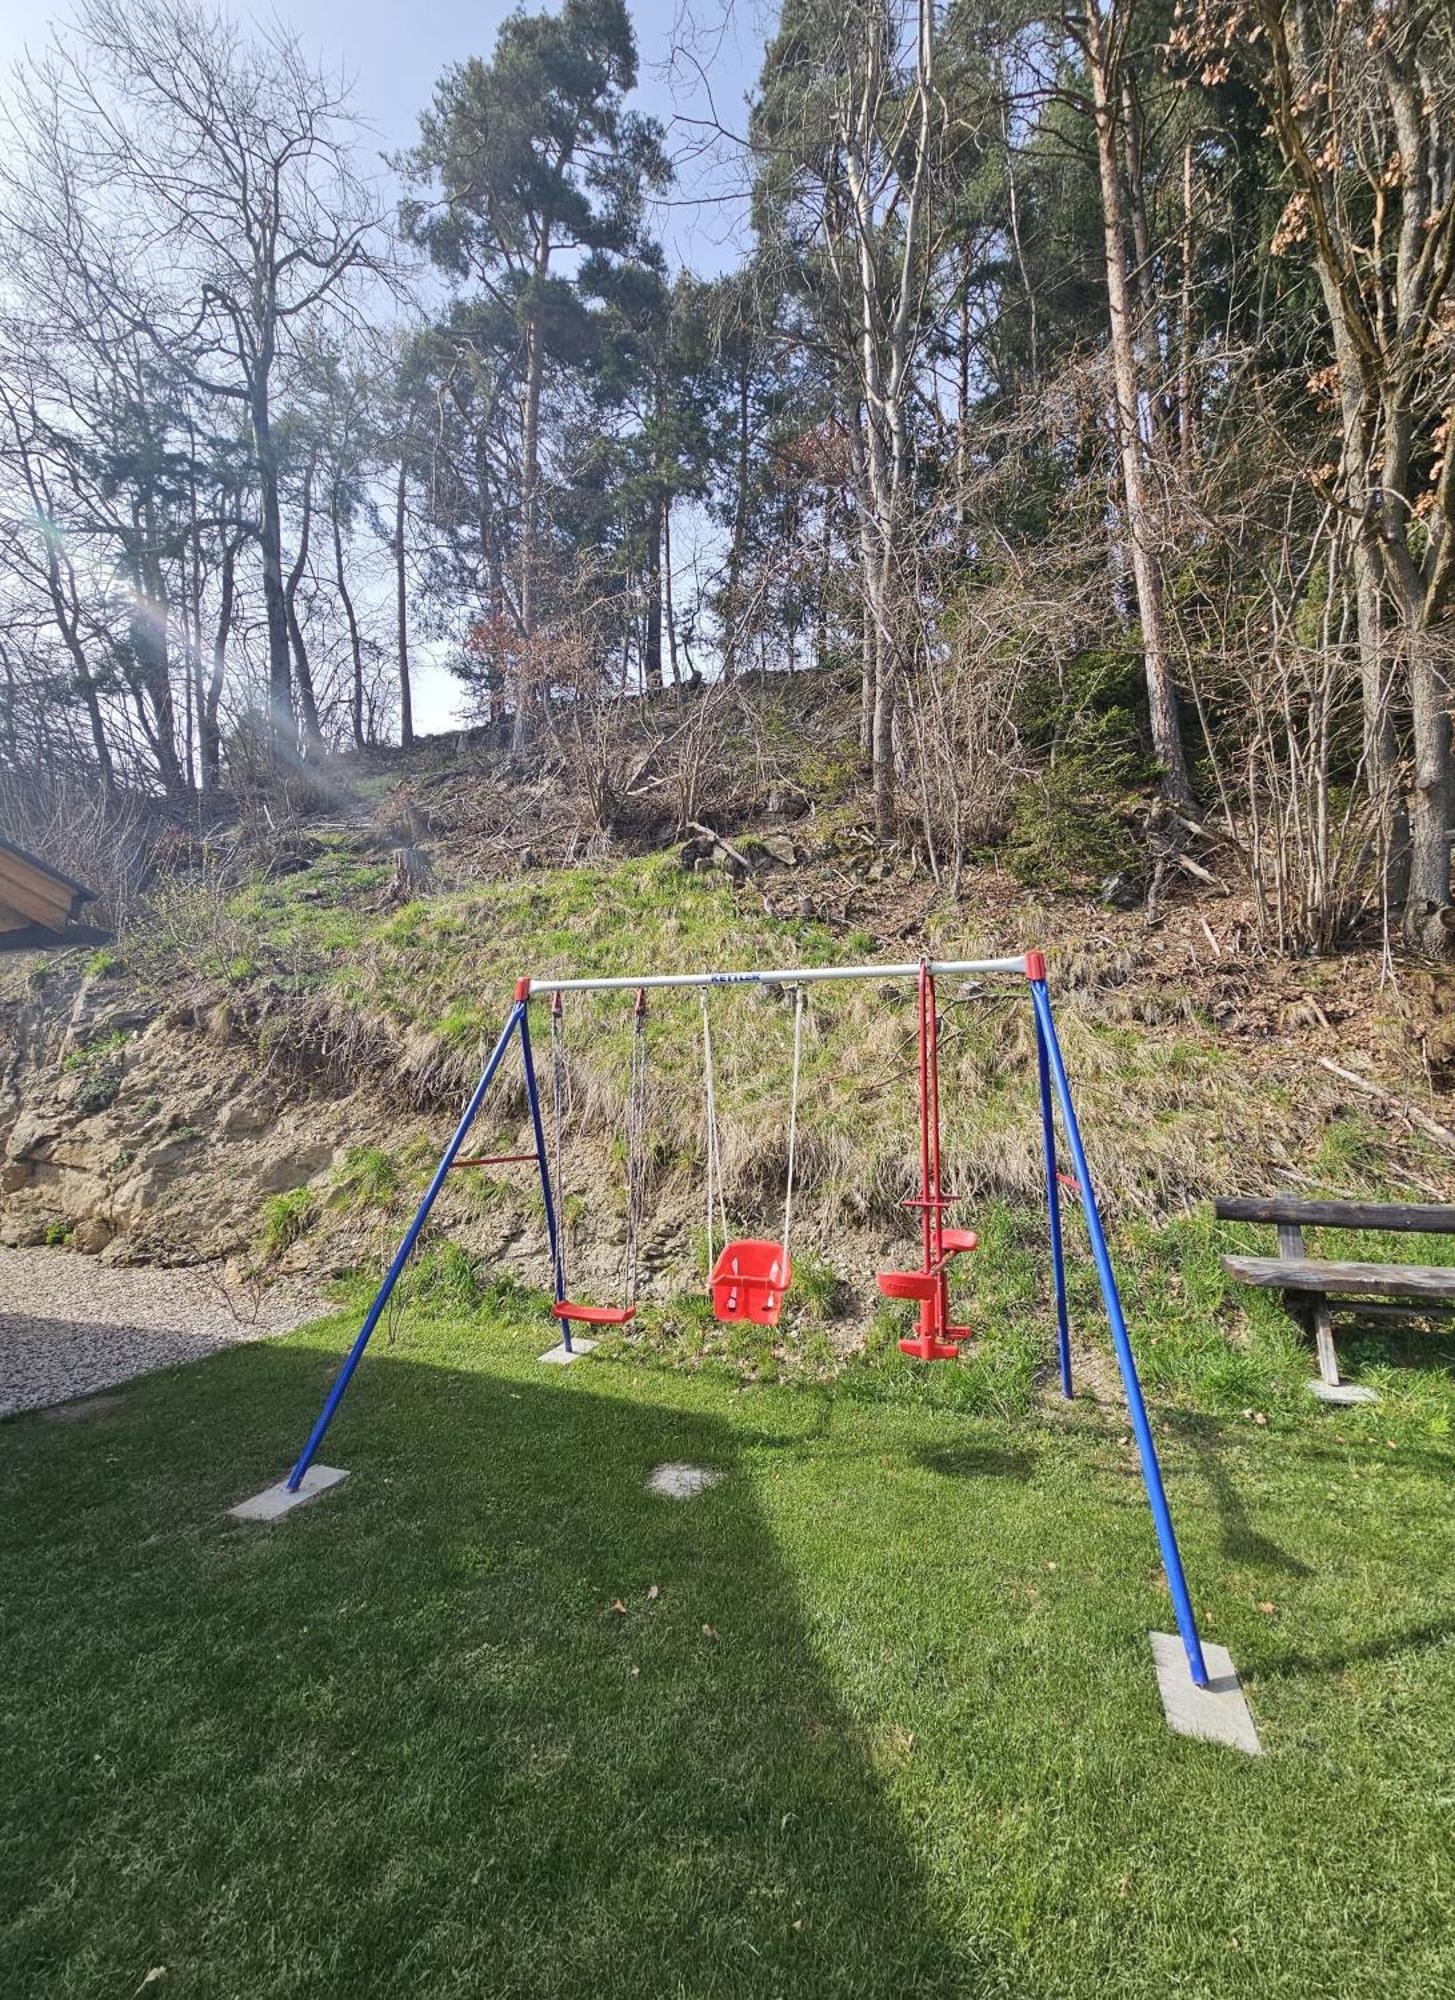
[647,1462,723,1500]
[540,1338,598,1365]
[1150,1632,1261,1755]
[228,1465,349,1521]
[1309,1379,1379,1405]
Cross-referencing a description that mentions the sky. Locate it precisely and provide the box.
[0,0,771,730]
[0,2,766,272]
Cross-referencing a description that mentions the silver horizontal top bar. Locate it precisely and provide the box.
[525,956,1030,997]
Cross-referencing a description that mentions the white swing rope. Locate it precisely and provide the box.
[701,995,729,1274]
[701,985,805,1280]
[780,984,805,1273]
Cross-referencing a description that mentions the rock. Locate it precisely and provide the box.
[678,836,716,873]
[7,1113,61,1162]
[218,1092,278,1137]
[2,1213,56,1248]
[756,833,800,868]
[204,1002,235,1045]
[710,843,747,882]
[1,1162,30,1194]
[63,974,154,1052]
[71,1216,114,1254]
[1425,1015,1455,1088]
[1099,872,1142,910]
[254,1141,336,1194]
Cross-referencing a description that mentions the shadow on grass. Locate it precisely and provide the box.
[1,1340,965,2000]
[1268,1616,1455,1681]
[1337,1312,1455,1380]
[912,1440,1036,1483]
[1175,1416,1314,1579]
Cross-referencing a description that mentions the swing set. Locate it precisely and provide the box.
[278,950,1213,1694]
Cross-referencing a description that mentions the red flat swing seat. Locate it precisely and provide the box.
[711,1239,791,1327]
[552,1300,637,1326]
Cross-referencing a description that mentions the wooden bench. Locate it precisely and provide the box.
[1215,1196,1455,1403]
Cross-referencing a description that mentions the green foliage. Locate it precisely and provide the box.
[1007,646,1157,887]
[328,1145,407,1213]
[258,1187,319,1257]
[61,1029,129,1073]
[407,1239,485,1311]
[789,1247,848,1321]
[61,1030,129,1116]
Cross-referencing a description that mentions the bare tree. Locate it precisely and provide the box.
[1074,0,1195,808]
[1177,0,1455,947]
[58,0,383,752]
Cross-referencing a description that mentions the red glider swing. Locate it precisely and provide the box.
[875,962,978,1361]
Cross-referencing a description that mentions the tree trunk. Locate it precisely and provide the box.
[644,485,663,691]
[331,482,366,750]
[395,459,413,750]
[286,453,322,749]
[1177,141,1196,470]
[252,388,293,747]
[1405,628,1452,950]
[200,535,236,792]
[46,550,114,794]
[1085,0,1193,808]
[663,498,679,687]
[723,354,751,679]
[514,262,548,751]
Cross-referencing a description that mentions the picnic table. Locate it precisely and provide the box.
[1216,1195,1455,1403]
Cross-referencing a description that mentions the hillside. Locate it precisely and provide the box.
[5,690,1454,1418]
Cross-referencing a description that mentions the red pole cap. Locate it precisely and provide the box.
[1025,949,1047,982]
[514,976,532,1002]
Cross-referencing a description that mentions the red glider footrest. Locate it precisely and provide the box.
[876,1269,938,1302]
[898,1328,972,1362]
[940,1229,978,1255]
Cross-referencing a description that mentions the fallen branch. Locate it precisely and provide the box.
[687,819,754,875]
[1317,1056,1455,1151]
[1175,851,1223,890]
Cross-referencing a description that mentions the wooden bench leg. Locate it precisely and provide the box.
[1285,1285,1343,1390]
[1312,1297,1340,1388]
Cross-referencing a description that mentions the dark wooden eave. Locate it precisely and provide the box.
[0,836,100,948]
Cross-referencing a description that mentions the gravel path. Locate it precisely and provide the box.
[0,1249,331,1418]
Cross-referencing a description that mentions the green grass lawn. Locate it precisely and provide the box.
[4,1302,1455,1999]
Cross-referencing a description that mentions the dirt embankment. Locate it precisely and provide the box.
[5,749,1454,1295]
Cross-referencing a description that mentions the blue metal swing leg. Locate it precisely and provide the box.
[1035,1009,1073,1400]
[285,999,528,1492]
[518,1000,570,1351]
[1028,975,1210,1690]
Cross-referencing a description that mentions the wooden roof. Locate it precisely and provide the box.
[0,837,98,948]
